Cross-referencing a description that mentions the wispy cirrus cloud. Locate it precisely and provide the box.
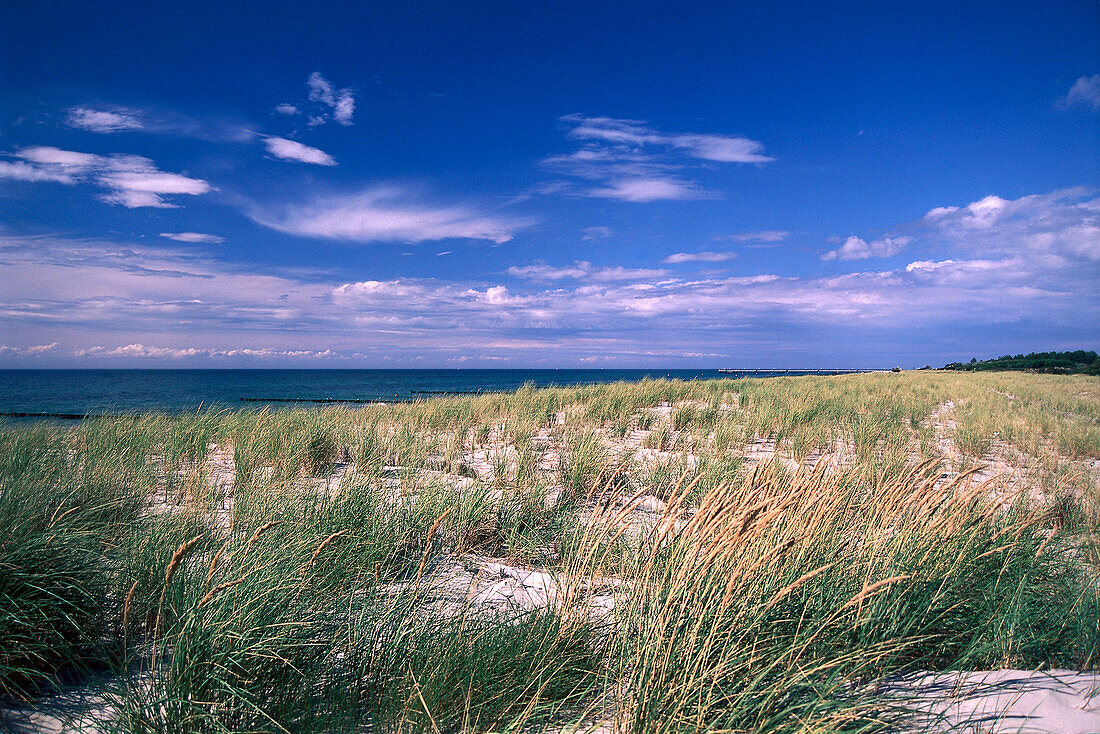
[664,251,738,263]
[588,177,707,202]
[1056,74,1100,111]
[262,136,336,165]
[542,114,772,202]
[903,258,1007,279]
[581,226,613,241]
[64,105,254,142]
[66,107,145,133]
[246,186,525,244]
[159,232,225,244]
[64,101,338,163]
[507,260,668,281]
[0,160,82,184]
[97,159,213,208]
[562,115,773,163]
[0,146,213,207]
[715,230,789,243]
[305,72,355,126]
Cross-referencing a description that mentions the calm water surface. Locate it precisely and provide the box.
[0,369,861,416]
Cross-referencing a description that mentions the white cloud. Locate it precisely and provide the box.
[74,343,342,360]
[562,115,773,163]
[0,161,79,184]
[921,188,1099,261]
[0,233,334,348]
[76,344,202,358]
[348,280,423,299]
[306,72,355,126]
[904,259,1005,278]
[960,195,1008,227]
[96,155,212,207]
[332,95,355,126]
[664,251,738,263]
[1057,74,1100,110]
[66,107,145,133]
[562,116,655,146]
[507,263,590,280]
[247,187,522,244]
[589,176,706,202]
[95,157,211,207]
[476,285,517,306]
[823,236,912,261]
[8,232,1081,365]
[5,185,1095,366]
[100,190,168,208]
[716,230,789,243]
[210,348,338,359]
[308,72,337,106]
[588,266,670,281]
[274,103,299,116]
[670,133,773,163]
[322,255,1073,341]
[62,106,253,142]
[0,342,59,356]
[508,260,667,281]
[15,146,100,171]
[263,136,337,165]
[159,232,225,244]
[0,147,212,208]
[581,226,613,240]
[544,114,771,202]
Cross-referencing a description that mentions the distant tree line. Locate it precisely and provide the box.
[941,350,1100,375]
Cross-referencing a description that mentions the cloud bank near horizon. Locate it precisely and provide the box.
[2,187,1095,367]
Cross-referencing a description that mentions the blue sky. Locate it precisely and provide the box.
[1,0,1097,368]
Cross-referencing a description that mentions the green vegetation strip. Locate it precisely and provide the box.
[943,349,1100,375]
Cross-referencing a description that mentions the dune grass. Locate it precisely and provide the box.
[1,371,1098,732]
[613,461,1098,733]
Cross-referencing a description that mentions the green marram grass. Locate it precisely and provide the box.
[0,371,1098,732]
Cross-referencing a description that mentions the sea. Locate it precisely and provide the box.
[0,369,864,418]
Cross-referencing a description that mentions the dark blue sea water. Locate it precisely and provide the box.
[0,369,859,417]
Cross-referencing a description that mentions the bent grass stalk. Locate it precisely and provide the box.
[154,534,202,634]
[198,566,266,607]
[307,528,350,571]
[243,520,282,555]
[204,542,227,587]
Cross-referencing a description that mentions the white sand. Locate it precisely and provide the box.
[886,669,1100,733]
